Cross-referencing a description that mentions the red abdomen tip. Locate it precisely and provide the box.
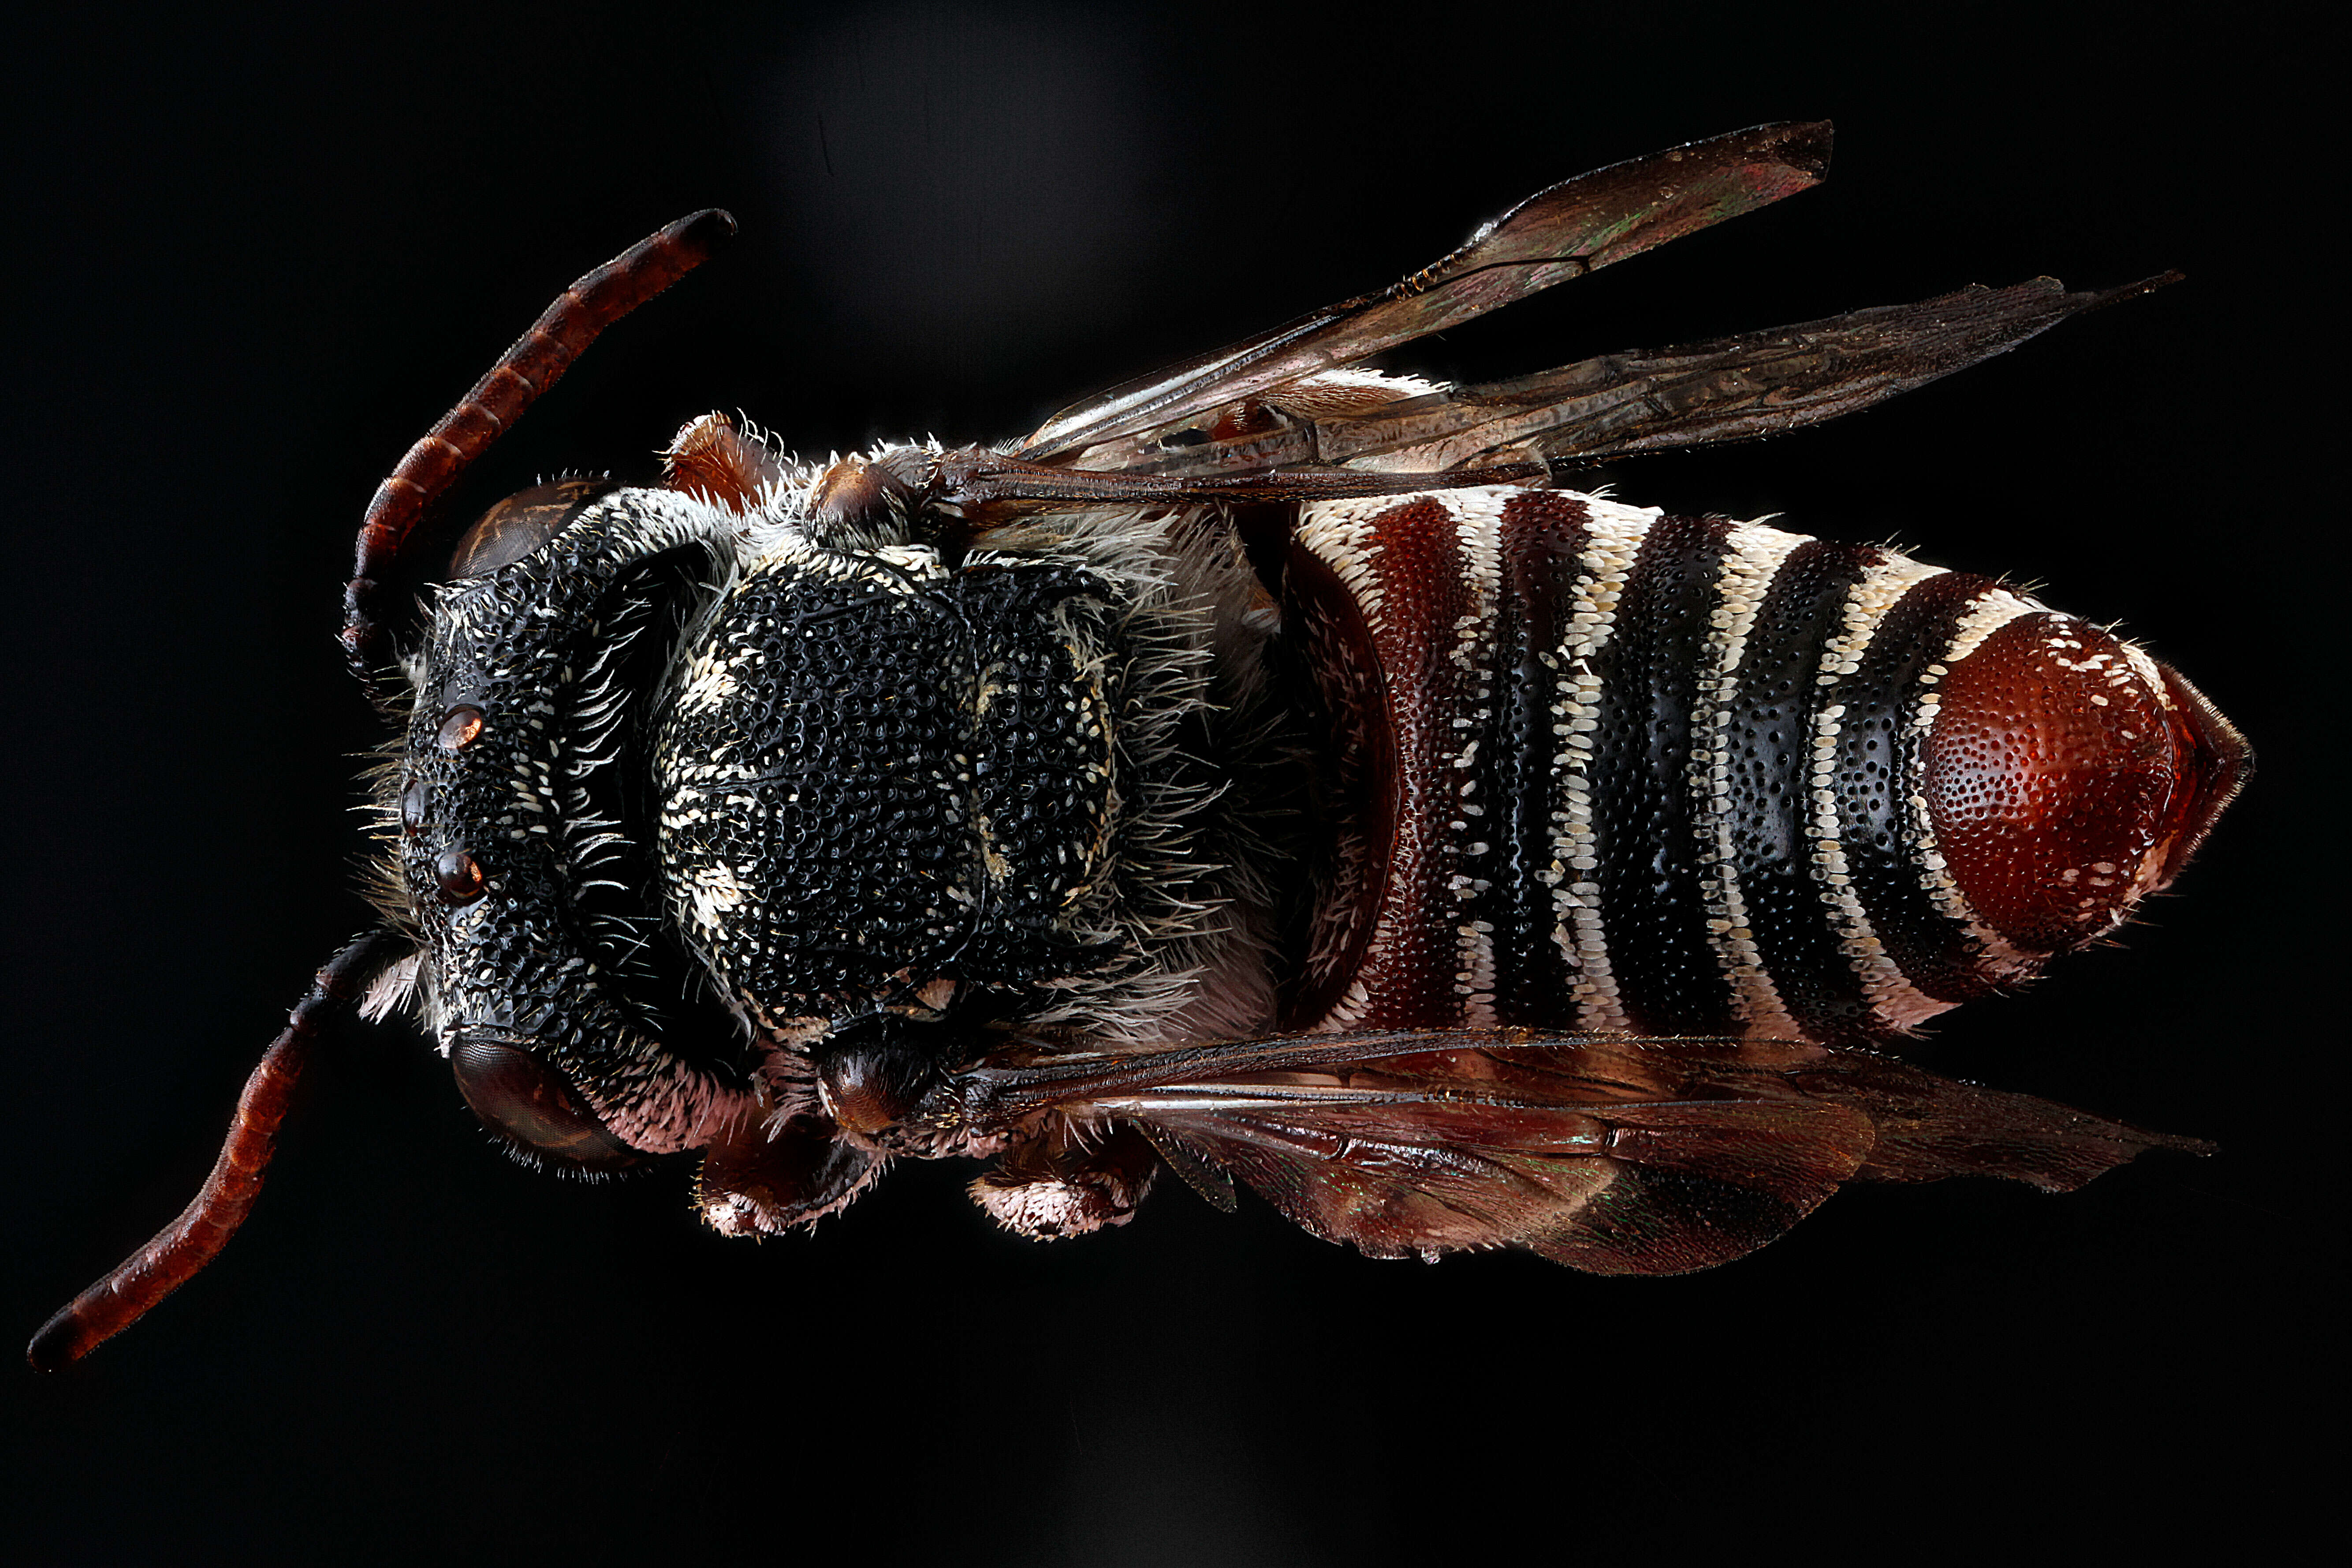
[1926,614,2248,955]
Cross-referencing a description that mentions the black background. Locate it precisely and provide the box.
[4,4,2330,1562]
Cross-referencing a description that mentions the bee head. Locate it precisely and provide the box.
[395,485,752,1164]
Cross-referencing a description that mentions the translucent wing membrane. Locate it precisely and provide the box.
[941,1032,2208,1274]
[1067,274,2182,480]
[1015,120,1832,462]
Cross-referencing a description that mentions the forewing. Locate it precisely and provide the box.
[947,1031,2207,1274]
[1070,276,2179,479]
[1013,121,1831,463]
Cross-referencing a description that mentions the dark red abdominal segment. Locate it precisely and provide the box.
[1925,615,2250,954]
[1282,498,1474,1032]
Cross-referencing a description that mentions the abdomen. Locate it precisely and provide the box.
[1283,486,2246,1046]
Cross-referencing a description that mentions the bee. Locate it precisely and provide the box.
[29,121,2245,1370]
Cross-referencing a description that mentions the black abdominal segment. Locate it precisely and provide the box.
[1720,537,1886,1041]
[1580,513,1739,1037]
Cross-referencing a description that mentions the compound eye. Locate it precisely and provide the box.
[447,478,617,577]
[451,1037,641,1170]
